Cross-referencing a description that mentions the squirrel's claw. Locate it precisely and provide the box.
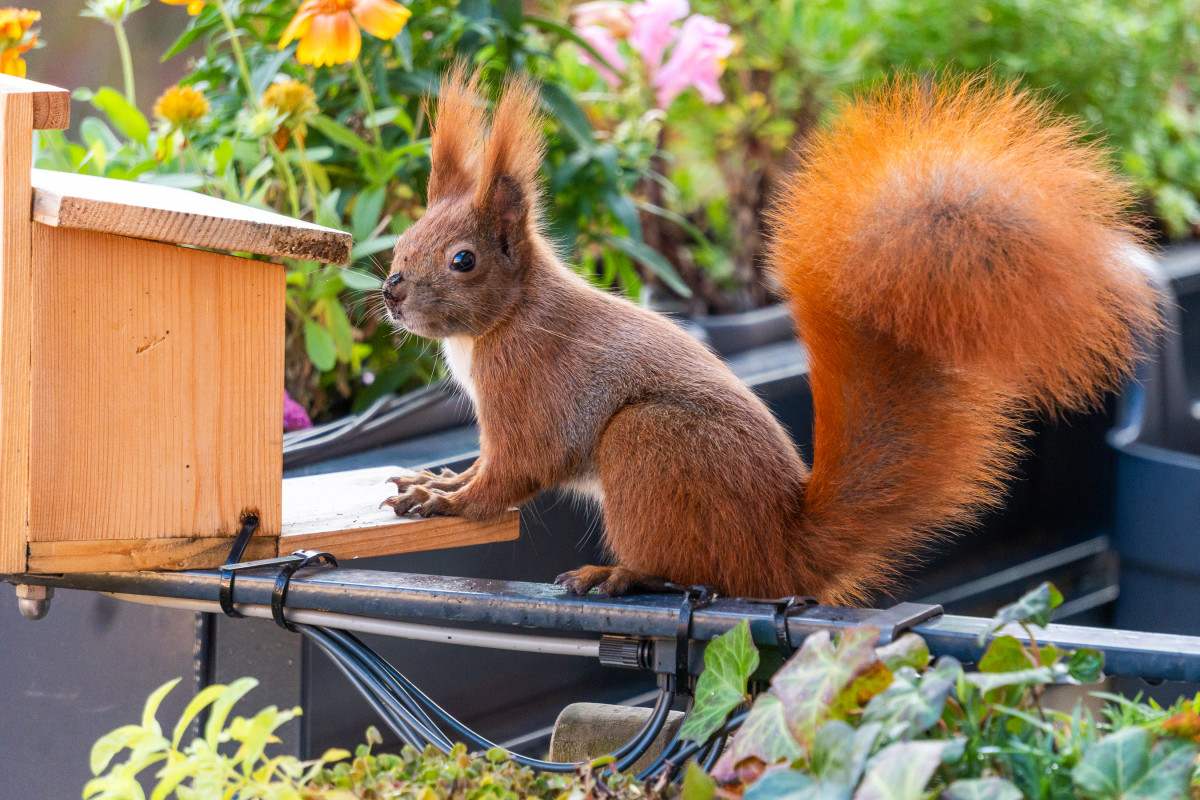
[381,485,454,518]
[556,565,673,596]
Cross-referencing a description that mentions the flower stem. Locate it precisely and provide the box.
[295,134,322,218]
[351,60,386,176]
[213,0,258,106]
[112,18,136,106]
[269,138,302,218]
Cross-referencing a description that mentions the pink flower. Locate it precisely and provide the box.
[577,24,627,86]
[628,0,688,75]
[571,1,633,37]
[652,13,732,108]
[284,391,313,431]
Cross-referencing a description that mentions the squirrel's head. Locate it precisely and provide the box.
[383,67,546,339]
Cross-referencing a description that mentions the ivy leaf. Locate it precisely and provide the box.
[861,658,960,740]
[978,582,1063,644]
[942,777,1023,800]
[1066,648,1105,684]
[772,628,887,748]
[964,667,1055,695]
[811,720,880,788]
[875,634,930,673]
[681,763,718,800]
[851,741,949,800]
[744,769,814,800]
[979,636,1036,673]
[724,693,804,770]
[680,620,760,744]
[1072,728,1198,800]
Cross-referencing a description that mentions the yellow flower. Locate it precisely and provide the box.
[263,78,318,148]
[279,0,412,67]
[0,8,39,78]
[160,0,206,14]
[153,84,209,130]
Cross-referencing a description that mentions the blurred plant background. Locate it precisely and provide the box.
[13,0,1200,422]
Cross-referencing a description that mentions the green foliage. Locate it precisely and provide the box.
[43,0,667,421]
[85,678,653,800]
[684,582,1200,800]
[679,619,759,744]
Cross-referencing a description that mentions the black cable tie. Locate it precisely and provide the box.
[217,514,260,618]
[270,550,338,632]
[668,583,715,694]
[736,595,817,659]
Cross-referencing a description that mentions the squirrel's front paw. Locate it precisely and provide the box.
[555,565,671,597]
[386,468,458,493]
[380,485,456,517]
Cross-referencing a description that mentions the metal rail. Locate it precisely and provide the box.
[8,568,1200,683]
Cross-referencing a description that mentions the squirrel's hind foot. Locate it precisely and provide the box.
[380,484,455,517]
[554,565,671,596]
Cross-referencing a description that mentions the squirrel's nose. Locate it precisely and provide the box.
[382,272,405,302]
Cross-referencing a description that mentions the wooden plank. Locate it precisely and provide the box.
[279,466,520,560]
[0,74,69,130]
[29,226,284,547]
[27,535,276,573]
[0,90,34,573]
[32,169,352,264]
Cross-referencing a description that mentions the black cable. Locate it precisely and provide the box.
[300,624,679,773]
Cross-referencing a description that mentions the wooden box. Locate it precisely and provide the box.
[0,77,517,574]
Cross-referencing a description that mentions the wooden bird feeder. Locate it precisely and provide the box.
[0,76,517,575]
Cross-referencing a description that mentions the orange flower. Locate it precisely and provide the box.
[279,0,412,67]
[154,84,209,130]
[160,0,206,14]
[0,8,39,78]
[263,78,317,148]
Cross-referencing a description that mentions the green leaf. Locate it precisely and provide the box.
[204,678,258,747]
[851,740,950,800]
[90,88,150,145]
[90,724,148,775]
[771,627,886,747]
[1072,728,1197,800]
[965,667,1055,694]
[979,636,1035,673]
[725,693,804,769]
[680,620,760,744]
[141,678,181,735]
[539,82,595,147]
[304,320,338,372]
[942,777,1023,800]
[875,634,930,673]
[681,763,717,800]
[744,769,815,800]
[861,658,960,740]
[341,267,384,291]
[308,114,372,154]
[525,16,625,77]
[171,683,226,749]
[603,235,692,298]
[494,0,523,29]
[811,720,879,788]
[1067,648,1105,684]
[351,187,386,242]
[350,235,398,263]
[979,582,1063,644]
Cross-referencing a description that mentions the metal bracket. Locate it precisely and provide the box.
[860,602,944,645]
[738,595,818,658]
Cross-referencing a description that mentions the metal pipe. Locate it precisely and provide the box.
[103,592,602,657]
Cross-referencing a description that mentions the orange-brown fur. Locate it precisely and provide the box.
[380,72,1161,604]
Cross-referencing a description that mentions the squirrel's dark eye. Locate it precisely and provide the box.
[450,250,476,273]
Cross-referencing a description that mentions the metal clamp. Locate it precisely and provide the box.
[860,601,944,645]
[669,584,715,692]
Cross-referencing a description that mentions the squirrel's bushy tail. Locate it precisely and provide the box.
[770,76,1162,603]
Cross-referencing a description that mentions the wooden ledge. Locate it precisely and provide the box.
[26,466,519,573]
[0,75,69,130]
[31,168,353,264]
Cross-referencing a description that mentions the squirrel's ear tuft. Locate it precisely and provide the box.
[475,75,545,224]
[428,63,485,204]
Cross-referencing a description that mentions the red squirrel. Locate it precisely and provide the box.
[379,68,1162,604]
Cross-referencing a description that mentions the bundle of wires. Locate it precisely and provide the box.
[298,625,743,781]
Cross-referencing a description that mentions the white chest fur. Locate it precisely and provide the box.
[441,335,478,408]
